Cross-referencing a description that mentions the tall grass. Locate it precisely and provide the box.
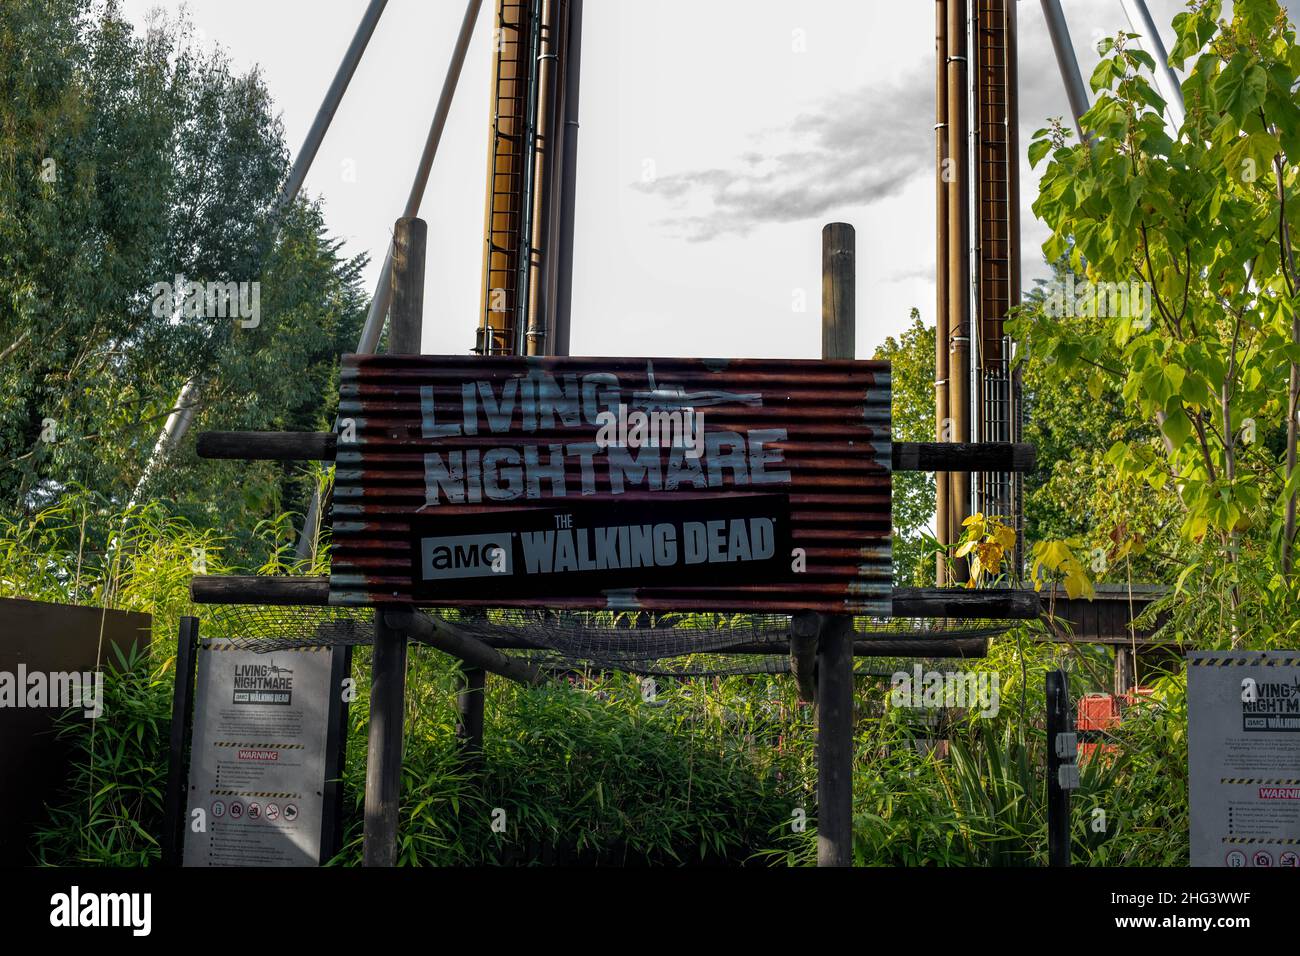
[8,491,1192,866]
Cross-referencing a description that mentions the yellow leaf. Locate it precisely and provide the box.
[1087,369,1104,400]
[1064,571,1085,600]
[977,543,1003,569]
[1063,566,1096,600]
[1039,540,1073,571]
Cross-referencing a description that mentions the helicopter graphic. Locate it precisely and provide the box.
[629,361,762,412]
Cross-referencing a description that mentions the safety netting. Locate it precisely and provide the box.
[201,605,1018,677]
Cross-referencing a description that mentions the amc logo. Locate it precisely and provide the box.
[419,533,513,581]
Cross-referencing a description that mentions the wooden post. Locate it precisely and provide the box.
[362,216,425,867]
[817,222,856,867]
[385,607,548,686]
[816,615,855,867]
[457,666,486,761]
[161,616,199,867]
[388,217,426,353]
[789,611,821,704]
[363,613,406,867]
[1113,646,1135,698]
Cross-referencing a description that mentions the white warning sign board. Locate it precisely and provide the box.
[1189,651,1300,868]
[184,640,343,867]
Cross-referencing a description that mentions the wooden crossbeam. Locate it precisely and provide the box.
[892,441,1034,472]
[190,576,1040,619]
[382,607,547,687]
[197,431,336,461]
[196,430,1035,473]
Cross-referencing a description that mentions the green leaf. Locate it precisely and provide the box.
[1160,404,1192,449]
[1090,57,1117,94]
[1227,132,1279,185]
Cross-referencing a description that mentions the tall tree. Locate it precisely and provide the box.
[1016,258,1178,584]
[1020,0,1300,644]
[0,0,365,555]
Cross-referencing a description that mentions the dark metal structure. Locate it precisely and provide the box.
[973,0,1021,560]
[477,0,578,357]
[936,0,1023,580]
[1045,669,1074,866]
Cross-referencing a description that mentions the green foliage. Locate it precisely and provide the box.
[31,643,174,866]
[1076,671,1189,865]
[10,493,1192,868]
[770,635,1187,866]
[873,309,938,585]
[1016,1,1300,645]
[332,660,803,866]
[3,0,1226,868]
[1016,262,1178,584]
[0,0,365,548]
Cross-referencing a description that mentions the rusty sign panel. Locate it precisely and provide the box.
[329,355,891,615]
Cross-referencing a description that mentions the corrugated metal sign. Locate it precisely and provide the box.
[329,355,891,614]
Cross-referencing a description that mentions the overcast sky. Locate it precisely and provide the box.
[118,0,1299,359]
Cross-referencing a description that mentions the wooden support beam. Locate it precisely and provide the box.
[892,441,1034,473]
[456,665,486,761]
[196,431,336,461]
[849,637,987,658]
[195,430,1035,475]
[384,607,548,687]
[191,575,330,605]
[892,586,1039,619]
[818,222,856,868]
[1113,645,1136,697]
[816,613,855,867]
[363,215,425,869]
[362,609,406,867]
[191,576,1040,621]
[789,611,820,702]
[161,616,199,867]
